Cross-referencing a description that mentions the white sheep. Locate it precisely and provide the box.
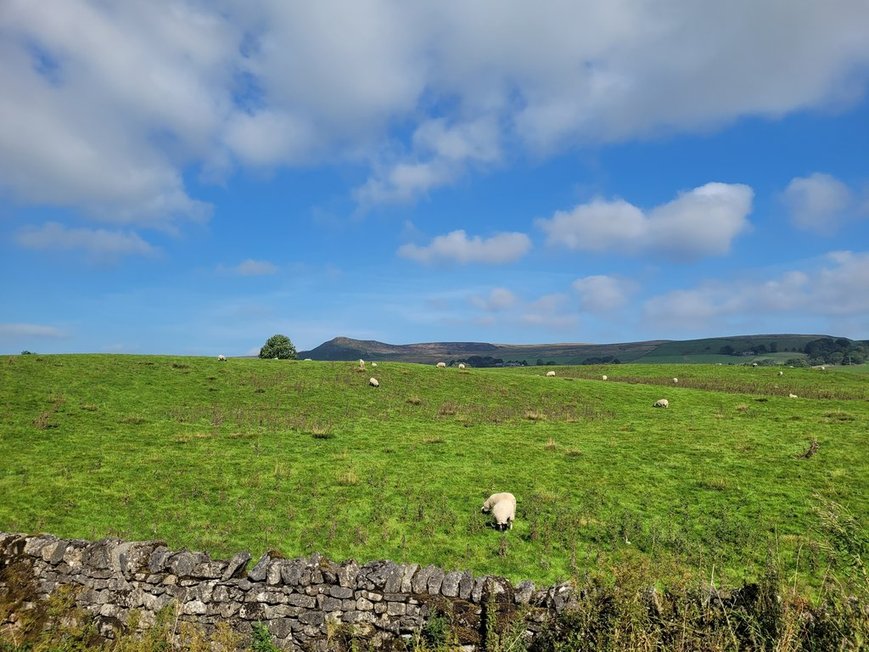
[654,399,669,408]
[778,371,783,376]
[602,375,607,381]
[369,377,379,388]
[672,377,678,384]
[788,393,797,399]
[359,359,366,369]
[546,370,556,377]
[217,354,226,362]
[481,492,516,531]
[458,363,466,369]
[752,362,758,367]
[304,358,313,361]
[436,362,447,368]
[371,362,377,367]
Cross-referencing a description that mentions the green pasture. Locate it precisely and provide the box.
[1,354,866,593]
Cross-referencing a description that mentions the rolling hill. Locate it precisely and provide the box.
[298,333,839,365]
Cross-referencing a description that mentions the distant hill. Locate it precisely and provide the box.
[298,334,846,365]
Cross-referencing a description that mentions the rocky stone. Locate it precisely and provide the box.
[169,551,198,578]
[318,595,342,611]
[386,602,406,616]
[247,554,271,582]
[286,594,317,609]
[183,600,207,615]
[515,580,535,604]
[411,565,436,594]
[299,610,325,627]
[356,597,374,611]
[267,560,284,585]
[400,563,419,593]
[329,585,354,599]
[222,551,251,580]
[337,560,360,588]
[458,572,474,600]
[427,568,445,595]
[441,571,463,597]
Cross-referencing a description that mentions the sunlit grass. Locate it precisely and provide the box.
[0,354,866,593]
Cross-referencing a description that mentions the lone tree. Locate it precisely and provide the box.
[259,334,297,360]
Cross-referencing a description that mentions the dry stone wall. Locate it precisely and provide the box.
[0,533,577,650]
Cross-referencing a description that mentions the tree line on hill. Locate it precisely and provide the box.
[718,337,868,365]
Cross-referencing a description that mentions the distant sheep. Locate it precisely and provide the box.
[371,362,377,367]
[359,359,365,369]
[217,354,226,362]
[788,393,797,399]
[654,399,669,408]
[458,363,466,369]
[602,375,607,381]
[752,362,758,367]
[778,371,783,376]
[481,492,516,531]
[304,358,312,361]
[369,377,380,388]
[436,362,447,368]
[546,370,556,377]
[672,377,678,384]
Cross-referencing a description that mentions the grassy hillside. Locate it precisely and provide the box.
[1,354,866,596]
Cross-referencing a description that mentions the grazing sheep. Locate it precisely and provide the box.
[458,363,466,369]
[820,366,826,371]
[436,362,447,368]
[788,393,797,399]
[778,371,784,376]
[654,399,669,408]
[752,362,758,367]
[304,358,313,361]
[546,370,556,377]
[602,375,607,381]
[217,354,226,362]
[371,362,377,367]
[481,492,516,531]
[369,377,379,388]
[359,359,365,369]
[672,377,678,384]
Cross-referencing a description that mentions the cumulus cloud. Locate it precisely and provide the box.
[2,0,869,221]
[398,230,531,264]
[0,323,66,339]
[643,251,869,331]
[781,173,857,234]
[573,275,635,312]
[469,288,517,311]
[15,222,157,260]
[537,183,753,260]
[219,259,279,276]
[520,293,577,329]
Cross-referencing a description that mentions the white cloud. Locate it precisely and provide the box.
[219,259,279,276]
[398,230,531,264]
[469,288,517,312]
[520,293,577,329]
[573,275,634,312]
[782,173,856,234]
[2,0,869,220]
[0,323,66,339]
[15,222,157,260]
[643,251,869,331]
[355,117,501,205]
[537,182,753,260]
[0,0,229,227]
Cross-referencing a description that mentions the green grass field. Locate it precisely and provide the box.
[1,355,866,595]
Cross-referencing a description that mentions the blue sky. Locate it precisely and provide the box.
[2,1,869,355]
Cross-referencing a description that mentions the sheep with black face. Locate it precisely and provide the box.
[481,492,516,531]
